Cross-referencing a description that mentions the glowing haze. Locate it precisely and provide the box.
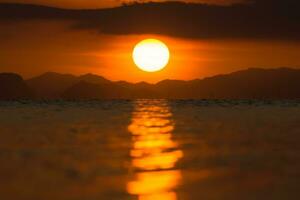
[0,0,300,83]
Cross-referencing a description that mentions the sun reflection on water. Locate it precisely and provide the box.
[127,100,183,200]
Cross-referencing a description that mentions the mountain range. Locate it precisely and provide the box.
[1,68,300,100]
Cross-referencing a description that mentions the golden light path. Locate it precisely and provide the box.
[133,39,170,72]
[127,100,183,200]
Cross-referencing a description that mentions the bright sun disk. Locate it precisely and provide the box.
[133,39,170,72]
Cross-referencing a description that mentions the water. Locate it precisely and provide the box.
[0,100,300,200]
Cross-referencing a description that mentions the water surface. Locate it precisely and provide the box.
[0,100,299,200]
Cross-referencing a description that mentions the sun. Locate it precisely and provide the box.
[133,39,170,72]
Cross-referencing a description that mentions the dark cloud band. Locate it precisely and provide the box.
[0,1,299,39]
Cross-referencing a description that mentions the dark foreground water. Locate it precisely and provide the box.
[0,100,300,200]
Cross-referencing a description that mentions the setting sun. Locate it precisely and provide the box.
[133,39,170,72]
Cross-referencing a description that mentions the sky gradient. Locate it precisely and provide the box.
[0,0,299,83]
[0,0,245,8]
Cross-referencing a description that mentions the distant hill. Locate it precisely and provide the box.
[153,68,300,99]
[3,68,300,99]
[26,72,113,98]
[78,74,111,85]
[26,72,77,98]
[62,81,126,99]
[191,67,300,99]
[0,73,33,99]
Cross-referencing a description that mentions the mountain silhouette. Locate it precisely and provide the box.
[150,68,300,99]
[190,68,300,99]
[27,72,77,98]
[0,73,33,99]
[62,81,126,99]
[78,74,111,85]
[2,68,300,100]
[26,72,113,98]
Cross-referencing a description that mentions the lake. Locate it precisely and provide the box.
[0,100,299,200]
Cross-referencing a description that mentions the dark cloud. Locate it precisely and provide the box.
[0,0,299,39]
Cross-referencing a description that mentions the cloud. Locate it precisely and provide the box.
[0,0,299,39]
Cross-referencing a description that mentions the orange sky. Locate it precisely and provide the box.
[1,20,300,83]
[0,0,244,8]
